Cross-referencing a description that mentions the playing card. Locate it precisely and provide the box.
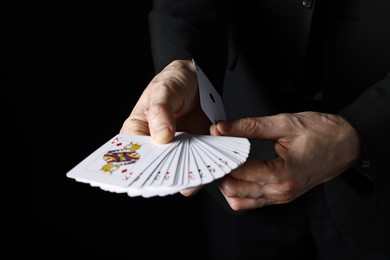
[66,133,177,189]
[66,132,250,197]
[195,135,251,163]
[189,142,215,184]
[65,59,254,197]
[193,59,227,124]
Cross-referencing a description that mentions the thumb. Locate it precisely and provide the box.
[147,103,176,144]
[215,116,286,141]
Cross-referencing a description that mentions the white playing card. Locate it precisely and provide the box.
[158,134,187,187]
[189,142,215,185]
[193,59,227,124]
[66,132,250,197]
[148,143,181,187]
[195,135,251,163]
[169,137,188,187]
[185,139,203,188]
[126,134,187,197]
[189,142,225,179]
[142,145,177,187]
[192,136,241,168]
[66,133,176,189]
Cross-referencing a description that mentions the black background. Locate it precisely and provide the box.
[27,1,208,258]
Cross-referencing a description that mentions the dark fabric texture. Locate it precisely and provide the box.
[148,0,390,258]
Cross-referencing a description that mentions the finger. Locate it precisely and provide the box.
[147,102,176,144]
[219,175,265,199]
[145,74,190,143]
[224,195,278,210]
[217,176,270,210]
[218,175,291,210]
[146,60,199,143]
[215,115,291,141]
[120,115,150,136]
[209,123,222,136]
[120,98,176,144]
[180,185,203,197]
[228,158,282,184]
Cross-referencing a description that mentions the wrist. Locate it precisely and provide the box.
[167,59,196,73]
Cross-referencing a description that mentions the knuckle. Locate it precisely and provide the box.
[221,185,236,198]
[275,113,293,130]
[276,181,297,202]
[240,117,259,135]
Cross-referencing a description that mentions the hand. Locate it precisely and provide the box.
[120,59,211,144]
[208,112,362,211]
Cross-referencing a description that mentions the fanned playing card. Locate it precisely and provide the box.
[66,132,250,197]
[193,59,226,124]
[66,60,250,197]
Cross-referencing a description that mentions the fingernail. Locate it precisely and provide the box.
[217,120,231,132]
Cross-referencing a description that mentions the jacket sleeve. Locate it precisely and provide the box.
[148,0,232,92]
[338,72,390,204]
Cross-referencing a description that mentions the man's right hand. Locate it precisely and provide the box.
[120,59,211,144]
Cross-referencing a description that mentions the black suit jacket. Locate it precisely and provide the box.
[148,0,390,251]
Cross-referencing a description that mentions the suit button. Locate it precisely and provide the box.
[302,0,313,8]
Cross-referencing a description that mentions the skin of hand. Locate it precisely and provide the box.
[120,59,211,144]
[182,112,362,211]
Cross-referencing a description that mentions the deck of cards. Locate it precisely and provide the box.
[66,59,251,197]
[66,132,250,197]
